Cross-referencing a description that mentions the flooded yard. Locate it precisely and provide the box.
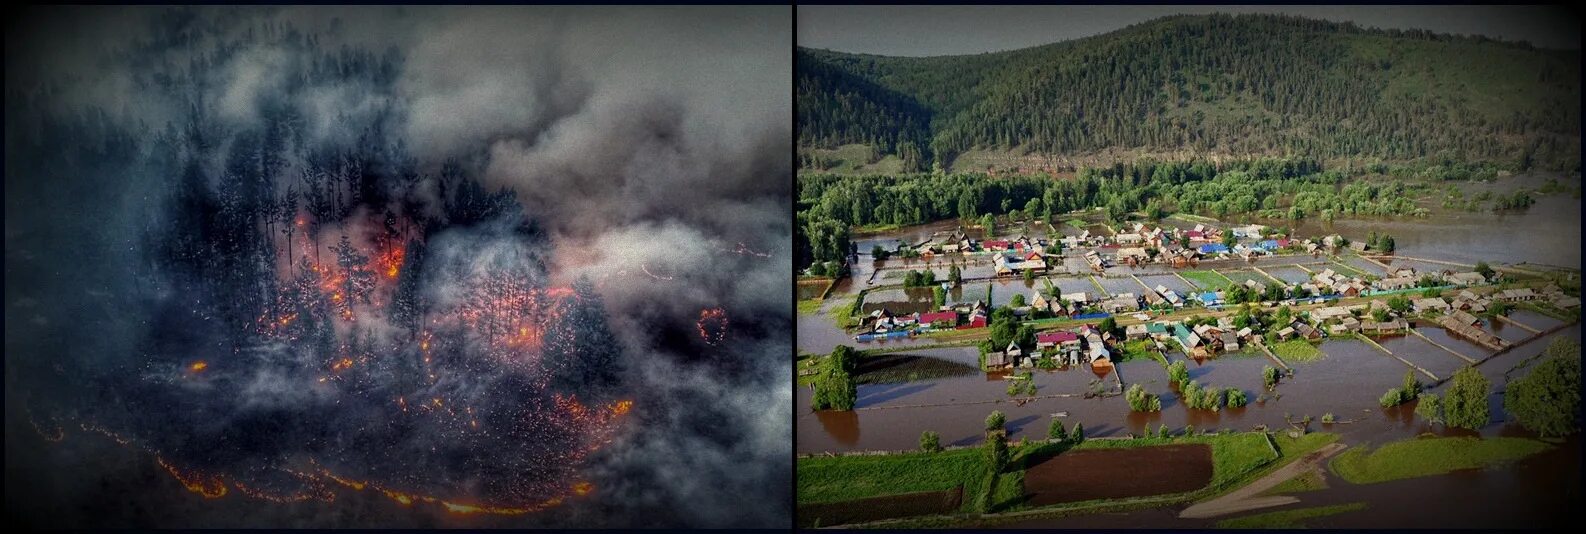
[795,328,1580,455]
[1138,274,1196,295]
[1092,275,1140,297]
[1264,265,1314,285]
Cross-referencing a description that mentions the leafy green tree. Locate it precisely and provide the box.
[1504,338,1582,437]
[1474,261,1494,280]
[830,345,859,375]
[1401,370,1422,402]
[985,410,1006,432]
[920,431,943,452]
[1226,388,1248,408]
[1126,383,1162,412]
[1071,422,1085,443]
[1015,324,1037,351]
[1010,294,1027,308]
[1415,393,1443,425]
[1263,366,1280,389]
[1169,360,1191,388]
[1200,388,1224,412]
[1183,380,1204,409]
[1098,317,1119,338]
[812,368,857,411]
[986,433,1010,472]
[933,286,947,307]
[1444,366,1491,430]
[1024,268,1036,282]
[1387,296,1411,314]
[949,264,962,286]
[1048,418,1068,441]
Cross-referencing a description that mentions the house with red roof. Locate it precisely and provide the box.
[917,311,959,327]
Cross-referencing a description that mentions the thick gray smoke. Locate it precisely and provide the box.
[5,6,790,528]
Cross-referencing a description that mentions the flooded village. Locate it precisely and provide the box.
[796,173,1582,528]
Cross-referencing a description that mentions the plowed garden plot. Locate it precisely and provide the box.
[1023,443,1213,506]
[797,487,963,528]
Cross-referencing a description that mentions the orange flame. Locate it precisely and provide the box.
[158,456,228,498]
[189,361,209,373]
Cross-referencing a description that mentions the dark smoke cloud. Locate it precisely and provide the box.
[5,5,790,528]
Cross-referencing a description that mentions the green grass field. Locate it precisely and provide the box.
[1181,270,1234,291]
[1329,436,1553,485]
[1261,469,1328,496]
[798,447,994,507]
[828,294,860,329]
[1216,502,1368,529]
[1271,339,1325,363]
[798,298,824,315]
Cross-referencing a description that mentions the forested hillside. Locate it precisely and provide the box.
[798,14,1581,172]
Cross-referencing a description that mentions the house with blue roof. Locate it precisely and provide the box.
[1199,291,1222,307]
[1199,243,1229,254]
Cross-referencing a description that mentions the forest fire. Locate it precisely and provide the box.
[697,308,729,345]
[157,456,229,499]
[379,243,406,280]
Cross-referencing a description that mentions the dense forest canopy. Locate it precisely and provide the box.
[798,14,1581,172]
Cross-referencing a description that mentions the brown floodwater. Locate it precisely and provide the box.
[1260,177,1581,270]
[799,326,1581,454]
[802,173,1580,527]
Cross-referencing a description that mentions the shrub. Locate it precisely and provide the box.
[1200,388,1224,412]
[1445,366,1491,430]
[1226,388,1248,408]
[1126,383,1162,412]
[1402,370,1422,401]
[1158,423,1169,439]
[1071,422,1085,443]
[1263,366,1280,388]
[920,431,942,452]
[1322,413,1336,423]
[985,411,1006,432]
[1380,387,1404,408]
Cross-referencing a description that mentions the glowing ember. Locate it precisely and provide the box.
[188,361,208,373]
[697,308,728,345]
[157,456,228,498]
[572,481,593,496]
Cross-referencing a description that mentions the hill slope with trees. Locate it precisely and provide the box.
[798,14,1581,173]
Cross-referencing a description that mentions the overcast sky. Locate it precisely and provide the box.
[799,5,1582,56]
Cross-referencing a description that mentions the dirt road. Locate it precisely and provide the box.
[1178,442,1348,519]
